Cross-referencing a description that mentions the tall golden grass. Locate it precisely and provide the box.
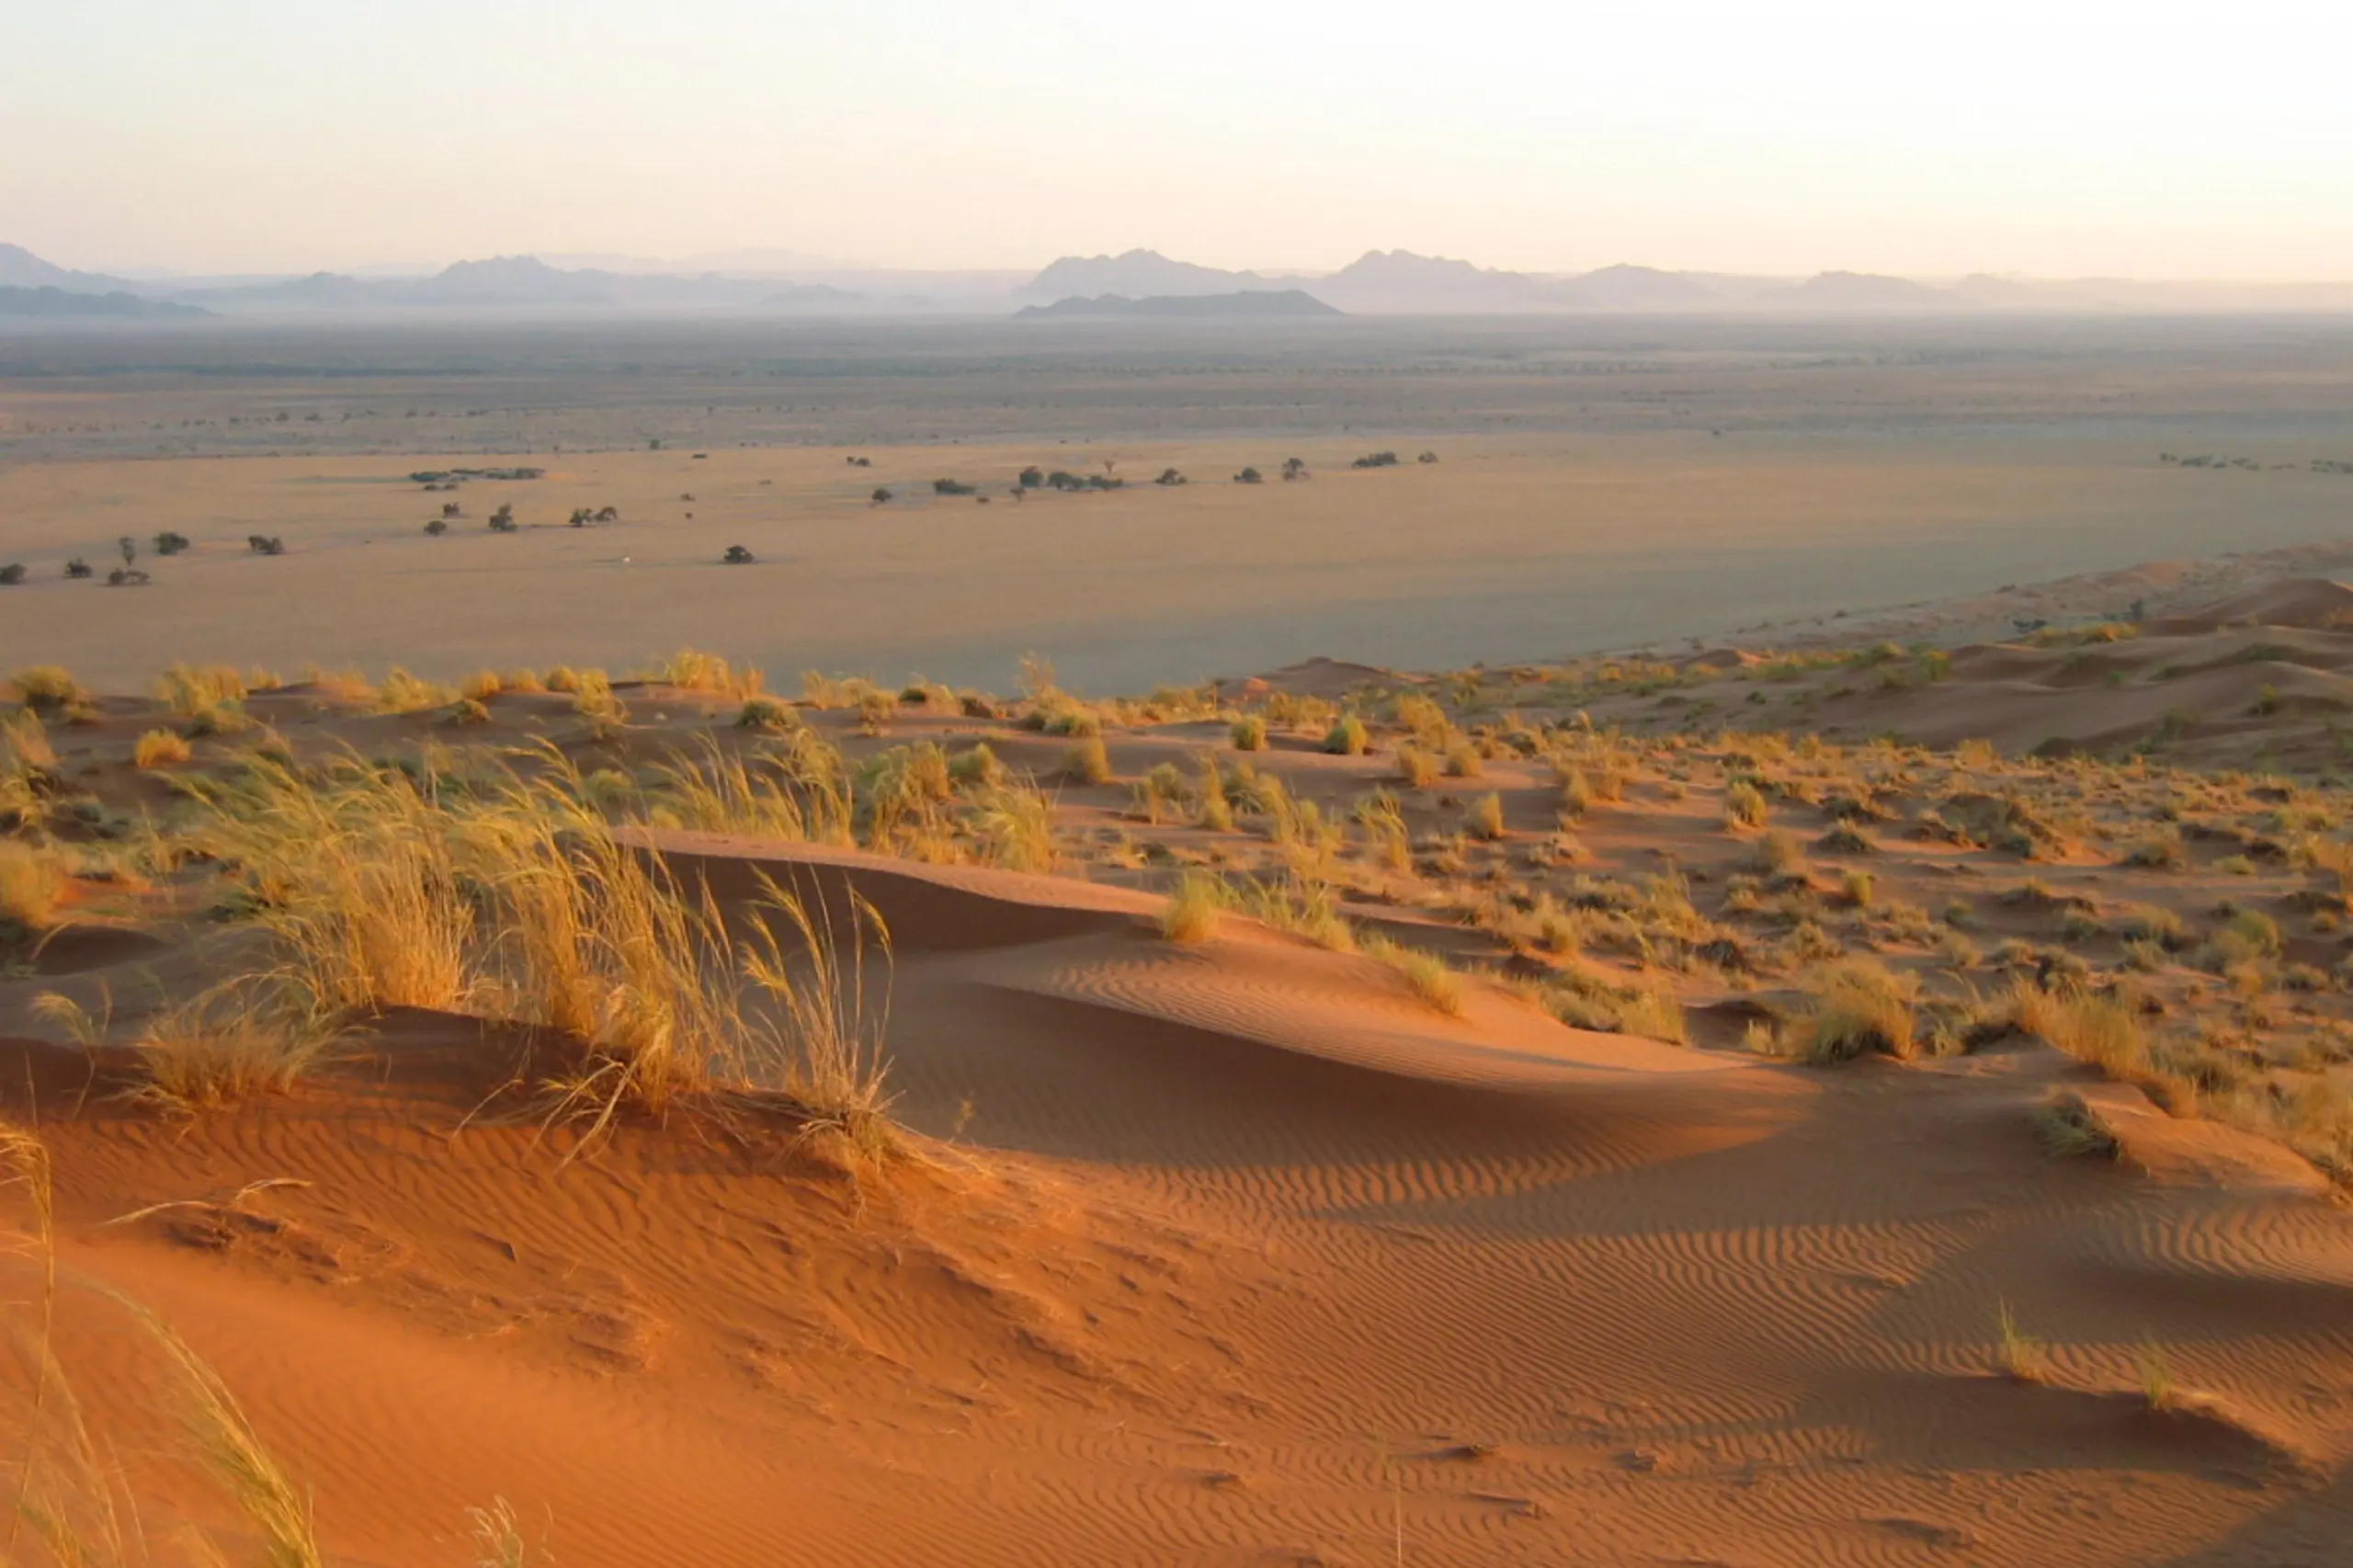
[182,741,898,1148]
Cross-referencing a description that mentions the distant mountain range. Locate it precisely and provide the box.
[0,285,210,320]
[1017,290,1342,320]
[6,241,2353,321]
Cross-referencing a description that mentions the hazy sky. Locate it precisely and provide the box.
[10,0,2351,278]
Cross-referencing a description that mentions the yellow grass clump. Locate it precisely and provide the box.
[1160,869,1225,943]
[1061,736,1113,785]
[0,840,71,937]
[1364,933,1465,1016]
[1790,960,1916,1062]
[153,662,247,717]
[6,665,85,711]
[132,728,194,769]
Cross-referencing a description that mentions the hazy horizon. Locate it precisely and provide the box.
[11,1,2352,283]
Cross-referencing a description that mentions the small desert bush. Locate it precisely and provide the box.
[967,784,1057,873]
[6,665,84,710]
[1465,792,1506,841]
[1442,741,1483,779]
[1229,713,1267,751]
[544,665,584,694]
[377,666,457,714]
[154,662,247,716]
[1789,960,1916,1062]
[1323,714,1369,756]
[1750,829,1808,879]
[736,694,797,733]
[653,647,761,698]
[949,743,1005,791]
[1160,869,1226,943]
[1395,744,1440,788]
[1816,820,1875,855]
[460,669,504,702]
[1722,779,1768,830]
[133,727,193,769]
[1061,736,1113,785]
[2032,1091,2122,1159]
[1,840,71,937]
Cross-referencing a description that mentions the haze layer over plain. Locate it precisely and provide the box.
[4,314,2353,690]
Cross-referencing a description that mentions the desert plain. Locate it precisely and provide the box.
[1,312,2352,1566]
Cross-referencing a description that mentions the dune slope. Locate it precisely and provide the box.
[8,838,2352,1566]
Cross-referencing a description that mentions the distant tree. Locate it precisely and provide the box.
[118,536,139,568]
[1047,471,1083,492]
[1018,467,1045,489]
[594,506,620,523]
[568,507,592,528]
[440,502,461,518]
[247,535,287,555]
[1350,450,1400,470]
[488,504,517,533]
[106,567,150,586]
[1416,450,1438,464]
[1280,458,1309,482]
[0,563,24,586]
[1086,473,1123,491]
[153,531,192,556]
[933,478,976,496]
[424,519,449,536]
[63,558,92,579]
[871,487,892,505]
[847,455,871,468]
[648,437,665,450]
[1234,467,1264,484]
[722,544,756,564]
[1154,468,1187,486]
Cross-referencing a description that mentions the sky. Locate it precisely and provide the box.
[8,0,2352,280]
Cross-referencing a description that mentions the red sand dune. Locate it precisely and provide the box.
[9,839,2351,1565]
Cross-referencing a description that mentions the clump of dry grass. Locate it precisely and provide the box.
[1395,744,1439,789]
[1229,714,1267,752]
[736,694,797,733]
[2008,981,2149,1080]
[0,840,73,939]
[378,666,458,715]
[6,666,85,711]
[967,783,1056,872]
[153,663,247,718]
[1160,869,1225,943]
[2033,1091,2122,1158]
[1061,736,1113,785]
[1788,960,1916,1062]
[1465,792,1506,841]
[192,748,476,1016]
[1323,714,1369,756]
[1363,933,1464,1016]
[36,983,335,1114]
[1995,1300,2049,1382]
[652,647,762,699]
[1722,779,1768,831]
[646,733,855,846]
[131,728,193,769]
